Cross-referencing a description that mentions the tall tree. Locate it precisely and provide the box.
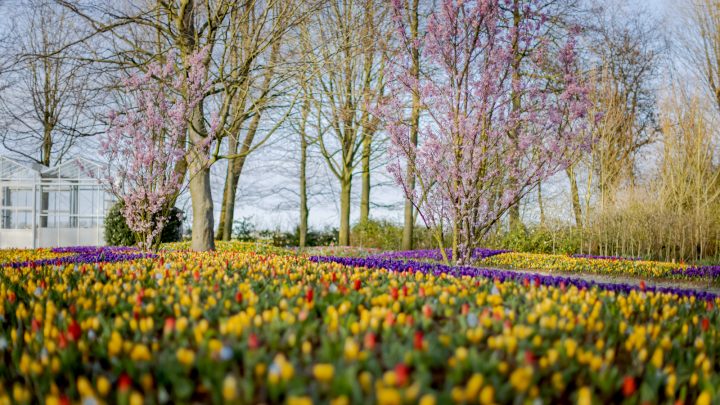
[380,0,589,264]
[58,0,305,250]
[388,0,423,250]
[0,0,99,167]
[214,1,302,241]
[685,0,720,113]
[99,49,215,250]
[302,0,388,245]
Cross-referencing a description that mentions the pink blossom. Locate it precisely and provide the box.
[378,0,590,264]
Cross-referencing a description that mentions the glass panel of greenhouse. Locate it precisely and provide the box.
[0,155,113,248]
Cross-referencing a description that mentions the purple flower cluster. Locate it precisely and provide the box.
[369,248,508,262]
[672,266,720,279]
[51,246,139,254]
[9,246,154,269]
[310,255,719,301]
[571,254,642,261]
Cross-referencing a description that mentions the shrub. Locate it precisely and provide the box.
[232,217,256,242]
[351,219,402,250]
[104,202,183,246]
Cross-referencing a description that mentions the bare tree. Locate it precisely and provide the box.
[683,0,720,113]
[0,1,100,167]
[56,0,307,250]
[214,0,303,241]
[301,0,388,246]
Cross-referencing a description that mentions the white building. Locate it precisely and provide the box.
[0,155,113,248]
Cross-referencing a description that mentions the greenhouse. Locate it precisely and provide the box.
[0,155,113,248]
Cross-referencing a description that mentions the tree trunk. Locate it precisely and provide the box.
[339,174,352,246]
[219,111,262,241]
[189,165,215,251]
[216,136,238,240]
[402,0,420,251]
[359,134,371,224]
[188,104,215,251]
[567,165,583,228]
[538,181,546,226]
[508,0,523,233]
[299,131,309,248]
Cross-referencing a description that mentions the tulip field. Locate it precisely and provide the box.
[1,244,719,404]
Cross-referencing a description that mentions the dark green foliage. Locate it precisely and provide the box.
[104,201,184,246]
[104,202,135,246]
[232,217,256,241]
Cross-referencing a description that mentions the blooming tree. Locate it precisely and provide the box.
[98,49,216,251]
[380,0,590,264]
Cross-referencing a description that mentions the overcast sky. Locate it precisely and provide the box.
[0,0,691,234]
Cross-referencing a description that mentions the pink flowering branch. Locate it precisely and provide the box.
[379,0,590,264]
[97,48,217,251]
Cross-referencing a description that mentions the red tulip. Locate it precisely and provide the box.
[639,281,646,292]
[402,285,408,297]
[395,363,409,386]
[248,333,260,350]
[353,279,362,291]
[235,291,243,304]
[364,332,377,350]
[413,331,424,350]
[524,350,536,364]
[306,288,314,303]
[68,320,82,341]
[7,291,15,303]
[423,305,432,320]
[118,373,132,391]
[391,287,399,300]
[702,317,710,332]
[164,317,175,333]
[58,332,67,349]
[385,312,395,326]
[622,376,636,397]
[461,303,470,315]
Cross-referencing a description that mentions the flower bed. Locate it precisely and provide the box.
[369,248,508,262]
[3,246,154,269]
[1,250,718,404]
[673,266,720,279]
[161,240,292,255]
[481,252,686,279]
[0,248,71,266]
[570,254,642,261]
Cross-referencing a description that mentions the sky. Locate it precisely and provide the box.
[0,0,690,235]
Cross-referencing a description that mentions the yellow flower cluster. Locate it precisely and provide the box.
[482,252,686,278]
[0,248,717,404]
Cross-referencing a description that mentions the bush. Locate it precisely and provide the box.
[487,223,581,255]
[351,219,402,250]
[305,227,338,247]
[104,202,184,246]
[232,217,256,241]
